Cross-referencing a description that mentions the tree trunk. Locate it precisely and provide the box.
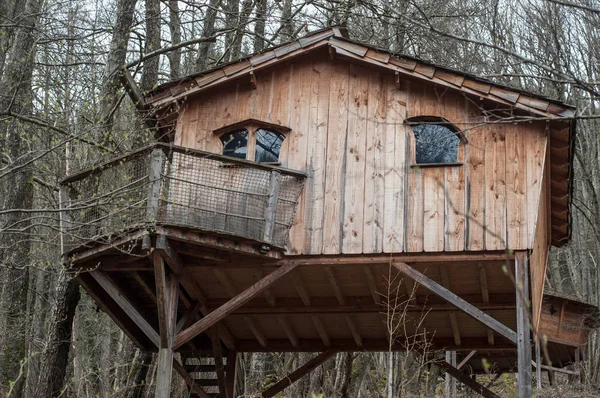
[0,0,43,394]
[33,274,80,398]
[196,0,221,71]
[167,0,181,79]
[253,0,267,53]
[140,0,161,93]
[99,0,137,129]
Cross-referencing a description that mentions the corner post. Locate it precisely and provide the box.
[263,170,281,245]
[515,252,532,398]
[535,338,542,390]
[147,147,166,223]
[445,351,457,397]
[59,185,71,259]
[225,350,238,398]
[154,252,179,398]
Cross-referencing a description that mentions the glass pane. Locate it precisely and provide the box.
[255,129,284,163]
[411,124,460,164]
[220,129,248,159]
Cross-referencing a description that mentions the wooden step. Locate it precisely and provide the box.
[196,379,219,387]
[184,364,216,373]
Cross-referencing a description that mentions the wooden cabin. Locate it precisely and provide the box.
[61,27,577,398]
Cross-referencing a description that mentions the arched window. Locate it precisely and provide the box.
[220,129,248,160]
[407,117,464,165]
[255,129,285,163]
[215,119,289,164]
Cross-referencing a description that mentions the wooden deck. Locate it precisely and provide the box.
[68,225,520,355]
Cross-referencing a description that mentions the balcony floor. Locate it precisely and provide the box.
[70,226,532,367]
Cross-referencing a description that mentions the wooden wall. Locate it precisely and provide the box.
[175,51,550,256]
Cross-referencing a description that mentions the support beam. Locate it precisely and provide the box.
[445,351,457,398]
[515,252,532,398]
[175,261,299,349]
[438,360,501,398]
[363,266,380,304]
[479,264,495,345]
[154,253,179,398]
[535,339,542,390]
[457,350,477,370]
[261,350,337,397]
[78,273,149,349]
[392,262,517,344]
[89,271,160,347]
[324,266,363,347]
[155,234,183,276]
[225,351,238,398]
[440,267,461,347]
[214,269,268,347]
[311,316,331,347]
[210,327,227,397]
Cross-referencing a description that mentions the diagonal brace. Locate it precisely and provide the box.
[392,262,517,344]
[175,261,299,349]
[438,360,501,398]
[261,350,337,397]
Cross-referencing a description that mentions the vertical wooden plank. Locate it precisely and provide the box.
[445,164,466,251]
[254,70,274,123]
[383,74,407,253]
[322,61,349,254]
[194,94,217,151]
[406,156,423,251]
[466,111,486,251]
[225,351,238,398]
[342,64,368,253]
[270,64,293,127]
[423,168,445,251]
[443,93,466,252]
[287,60,312,254]
[505,124,528,249]
[484,123,507,250]
[306,58,331,254]
[363,70,386,253]
[526,125,548,247]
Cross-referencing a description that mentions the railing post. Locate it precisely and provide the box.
[263,170,282,245]
[147,147,166,224]
[59,184,72,261]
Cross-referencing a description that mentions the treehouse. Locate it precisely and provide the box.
[60,27,578,398]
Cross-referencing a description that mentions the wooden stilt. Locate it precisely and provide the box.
[225,351,238,398]
[210,327,227,397]
[154,253,180,398]
[515,252,532,398]
[445,351,457,397]
[535,338,542,389]
[261,350,337,397]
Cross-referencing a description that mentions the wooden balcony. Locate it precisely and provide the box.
[60,143,307,258]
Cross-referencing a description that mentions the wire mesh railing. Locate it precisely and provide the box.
[60,143,306,253]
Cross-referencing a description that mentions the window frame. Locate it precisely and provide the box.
[214,119,290,165]
[406,116,467,168]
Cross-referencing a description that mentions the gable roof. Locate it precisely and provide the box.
[140,27,574,247]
